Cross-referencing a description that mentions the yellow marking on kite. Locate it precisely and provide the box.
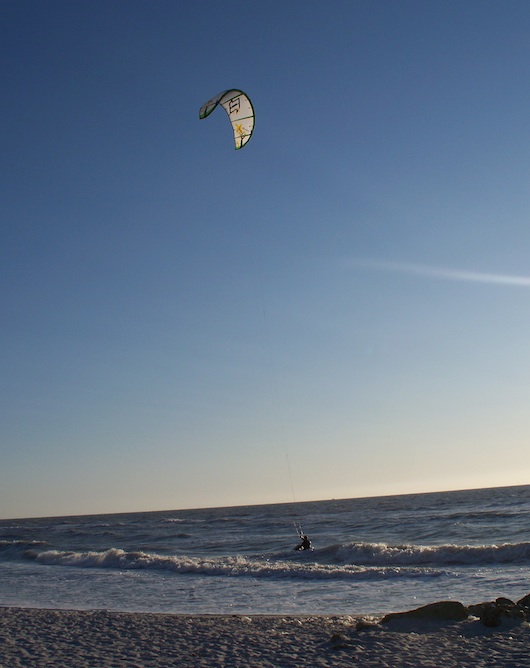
[235,123,245,136]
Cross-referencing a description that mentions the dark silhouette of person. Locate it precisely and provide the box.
[295,534,311,551]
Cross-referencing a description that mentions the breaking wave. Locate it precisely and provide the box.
[30,547,445,581]
[8,540,530,580]
[334,541,530,566]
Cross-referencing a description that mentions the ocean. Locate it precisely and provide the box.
[2,485,530,616]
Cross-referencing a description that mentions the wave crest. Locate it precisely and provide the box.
[335,541,530,565]
[0,540,48,560]
[31,547,443,581]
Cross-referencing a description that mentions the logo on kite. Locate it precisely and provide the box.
[199,89,255,150]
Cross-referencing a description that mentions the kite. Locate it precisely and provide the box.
[199,89,255,149]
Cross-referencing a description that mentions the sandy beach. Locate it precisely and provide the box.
[1,606,529,668]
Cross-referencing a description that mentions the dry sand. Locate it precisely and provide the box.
[1,606,529,667]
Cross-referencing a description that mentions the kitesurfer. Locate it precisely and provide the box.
[295,534,311,551]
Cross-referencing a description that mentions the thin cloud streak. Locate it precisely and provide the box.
[350,260,530,287]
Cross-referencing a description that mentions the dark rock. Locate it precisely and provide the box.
[467,603,482,617]
[329,633,349,649]
[495,598,526,620]
[470,602,502,627]
[495,597,516,607]
[469,599,528,627]
[381,601,468,624]
[516,593,530,608]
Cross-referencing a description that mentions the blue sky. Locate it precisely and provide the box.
[2,0,530,518]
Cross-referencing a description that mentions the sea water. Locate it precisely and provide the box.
[2,485,530,616]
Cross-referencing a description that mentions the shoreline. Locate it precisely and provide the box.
[1,606,529,667]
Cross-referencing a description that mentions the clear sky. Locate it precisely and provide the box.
[2,0,530,519]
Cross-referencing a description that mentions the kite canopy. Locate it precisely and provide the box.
[199,89,255,149]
